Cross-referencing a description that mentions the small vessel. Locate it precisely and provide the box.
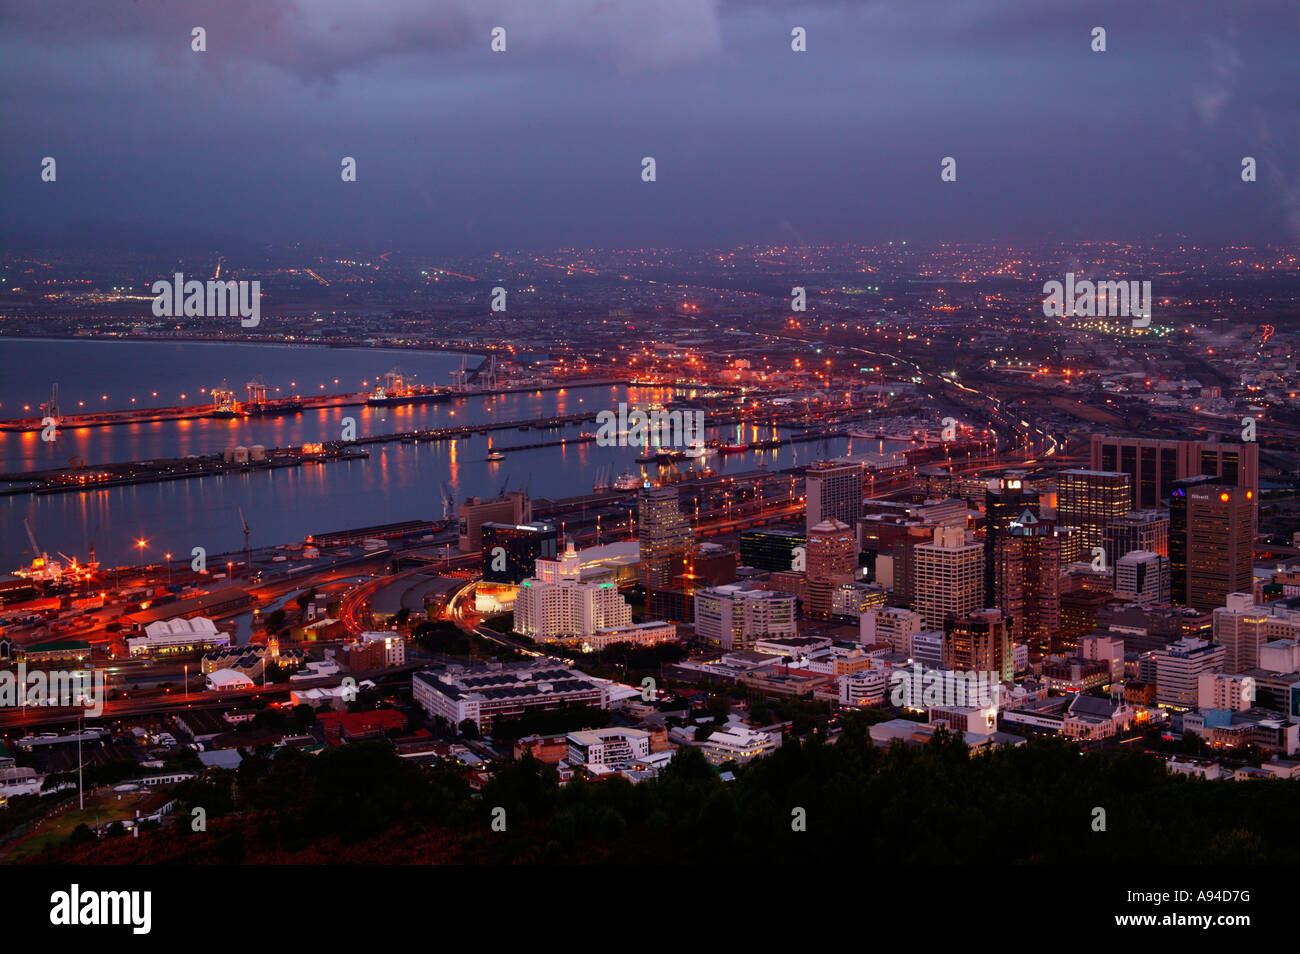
[486,451,505,462]
[684,440,712,459]
[717,424,749,455]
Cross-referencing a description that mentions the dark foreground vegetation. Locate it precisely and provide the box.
[26,717,1297,865]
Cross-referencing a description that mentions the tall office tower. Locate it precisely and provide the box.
[994,510,1061,652]
[913,526,985,631]
[943,608,1014,682]
[638,485,693,587]
[1090,434,1259,508]
[481,521,558,584]
[1055,524,1082,565]
[805,519,858,618]
[1114,550,1170,608]
[983,472,1039,600]
[1102,509,1169,569]
[1056,469,1131,554]
[1186,484,1255,612]
[859,516,933,601]
[739,528,806,572]
[1169,475,1217,605]
[805,459,864,535]
[638,485,694,615]
[458,490,532,552]
[1212,593,1270,673]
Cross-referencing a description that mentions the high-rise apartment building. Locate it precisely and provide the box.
[694,585,798,650]
[1213,594,1300,674]
[1056,469,1131,554]
[1212,593,1270,673]
[805,459,864,535]
[1154,637,1225,708]
[913,526,984,630]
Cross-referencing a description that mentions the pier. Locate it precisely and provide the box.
[0,377,632,433]
[0,446,369,497]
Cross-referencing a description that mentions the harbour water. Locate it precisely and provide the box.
[0,339,901,569]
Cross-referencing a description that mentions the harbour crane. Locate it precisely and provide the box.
[238,506,252,569]
[19,516,61,581]
[23,517,47,565]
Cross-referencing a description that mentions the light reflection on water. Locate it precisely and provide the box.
[0,340,903,570]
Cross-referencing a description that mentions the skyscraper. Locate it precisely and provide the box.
[994,509,1061,652]
[1169,474,1218,606]
[805,459,864,535]
[638,484,694,616]
[1186,483,1254,612]
[1090,434,1258,508]
[984,472,1039,600]
[913,526,984,631]
[481,521,558,584]
[805,519,857,618]
[1102,509,1169,566]
[1114,550,1170,607]
[1056,469,1131,555]
[944,608,1013,683]
[739,528,806,573]
[457,490,531,552]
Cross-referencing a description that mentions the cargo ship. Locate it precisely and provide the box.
[614,471,642,491]
[366,365,454,407]
[211,380,240,418]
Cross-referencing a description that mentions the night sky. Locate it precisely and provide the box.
[2,0,1298,252]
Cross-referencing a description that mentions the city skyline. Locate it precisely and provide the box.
[2,0,1299,899]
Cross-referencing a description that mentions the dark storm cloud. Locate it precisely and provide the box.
[1,0,1296,251]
